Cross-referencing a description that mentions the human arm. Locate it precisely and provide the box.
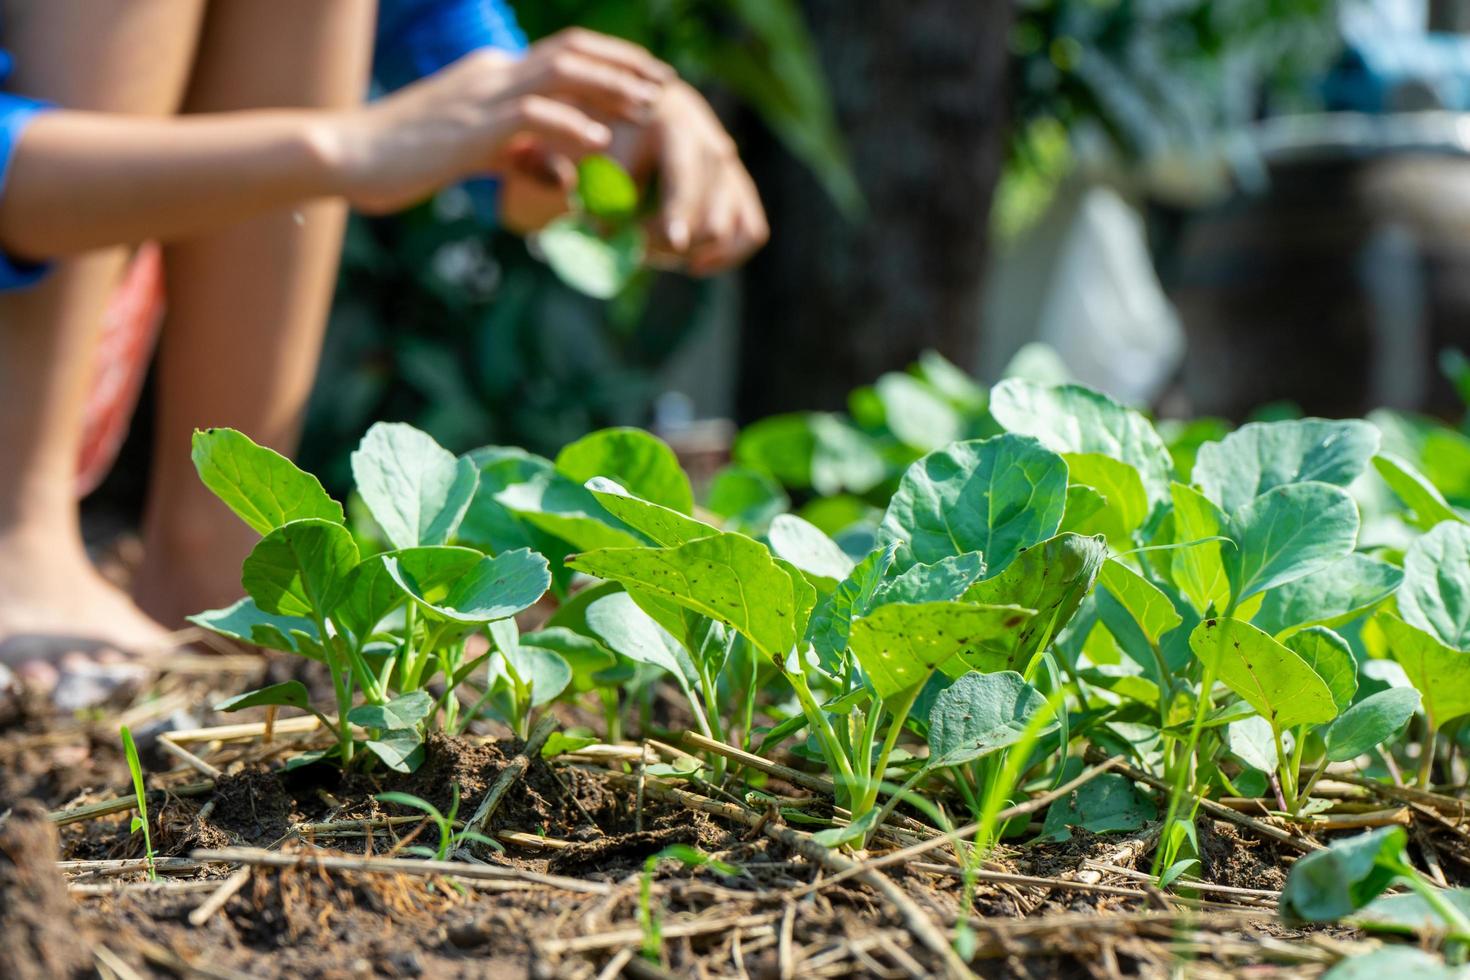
[0,30,670,260]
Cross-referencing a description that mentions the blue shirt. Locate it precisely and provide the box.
[0,0,529,290]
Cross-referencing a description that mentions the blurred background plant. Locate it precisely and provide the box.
[297,0,854,493]
[279,0,1380,494]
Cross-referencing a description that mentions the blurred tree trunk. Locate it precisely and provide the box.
[735,0,1014,419]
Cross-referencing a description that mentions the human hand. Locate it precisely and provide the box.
[496,80,767,272]
[634,81,768,275]
[332,28,674,214]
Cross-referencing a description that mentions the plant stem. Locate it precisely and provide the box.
[1419,713,1439,789]
[1273,724,1297,814]
[857,684,923,820]
[1155,604,1234,875]
[694,658,727,783]
[789,670,856,806]
[739,637,758,751]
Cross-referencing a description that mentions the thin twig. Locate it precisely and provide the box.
[683,731,832,795]
[539,912,779,956]
[190,845,610,895]
[613,773,975,980]
[785,757,1123,900]
[188,866,252,927]
[1085,749,1321,853]
[49,781,215,826]
[463,715,557,841]
[157,737,224,780]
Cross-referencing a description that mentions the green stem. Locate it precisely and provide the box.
[1298,755,1331,803]
[739,638,758,751]
[695,659,727,783]
[1419,713,1439,789]
[790,670,856,806]
[1273,724,1297,814]
[857,684,923,819]
[1154,603,1235,876]
[871,765,932,831]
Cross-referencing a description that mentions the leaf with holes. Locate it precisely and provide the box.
[1188,618,1337,730]
[847,602,1035,699]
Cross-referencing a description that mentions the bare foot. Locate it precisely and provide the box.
[0,530,172,710]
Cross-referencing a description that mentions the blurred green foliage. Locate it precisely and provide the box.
[300,0,850,494]
[1011,0,1341,161]
[302,0,1351,493]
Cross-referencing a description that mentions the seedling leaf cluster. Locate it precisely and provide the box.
[187,349,1470,968]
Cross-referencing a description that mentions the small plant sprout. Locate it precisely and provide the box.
[637,845,740,962]
[119,725,156,881]
[376,786,501,861]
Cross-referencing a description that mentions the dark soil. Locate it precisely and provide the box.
[0,661,1401,979]
[0,800,93,980]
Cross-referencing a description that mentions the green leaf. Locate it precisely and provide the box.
[962,533,1107,665]
[364,729,426,774]
[390,548,550,625]
[1324,688,1421,763]
[541,732,599,758]
[576,154,638,220]
[1061,484,1108,533]
[1169,482,1231,615]
[1223,483,1360,605]
[1188,618,1338,729]
[350,423,479,550]
[188,598,321,657]
[536,215,644,299]
[1284,627,1358,715]
[873,372,963,452]
[847,602,1036,699]
[1400,521,1470,649]
[870,552,985,606]
[705,465,789,532]
[806,544,896,669]
[1377,612,1470,726]
[191,427,343,534]
[214,680,312,713]
[584,478,716,547]
[569,532,815,660]
[347,691,435,731]
[926,671,1053,768]
[1253,554,1403,639]
[1062,453,1149,544]
[520,627,617,692]
[988,379,1172,508]
[1320,947,1463,979]
[1098,560,1182,648]
[768,514,854,588]
[495,644,572,708]
[1351,887,1470,936]
[335,546,481,641]
[584,591,692,683]
[1040,773,1157,842]
[241,518,359,618]
[1194,418,1380,516]
[810,809,882,848]
[556,427,693,514]
[878,434,1067,574]
[1279,826,1407,922]
[1225,716,1279,772]
[1374,453,1465,531]
[496,470,643,552]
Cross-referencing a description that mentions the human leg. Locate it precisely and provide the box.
[132,0,376,626]
[0,0,204,686]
